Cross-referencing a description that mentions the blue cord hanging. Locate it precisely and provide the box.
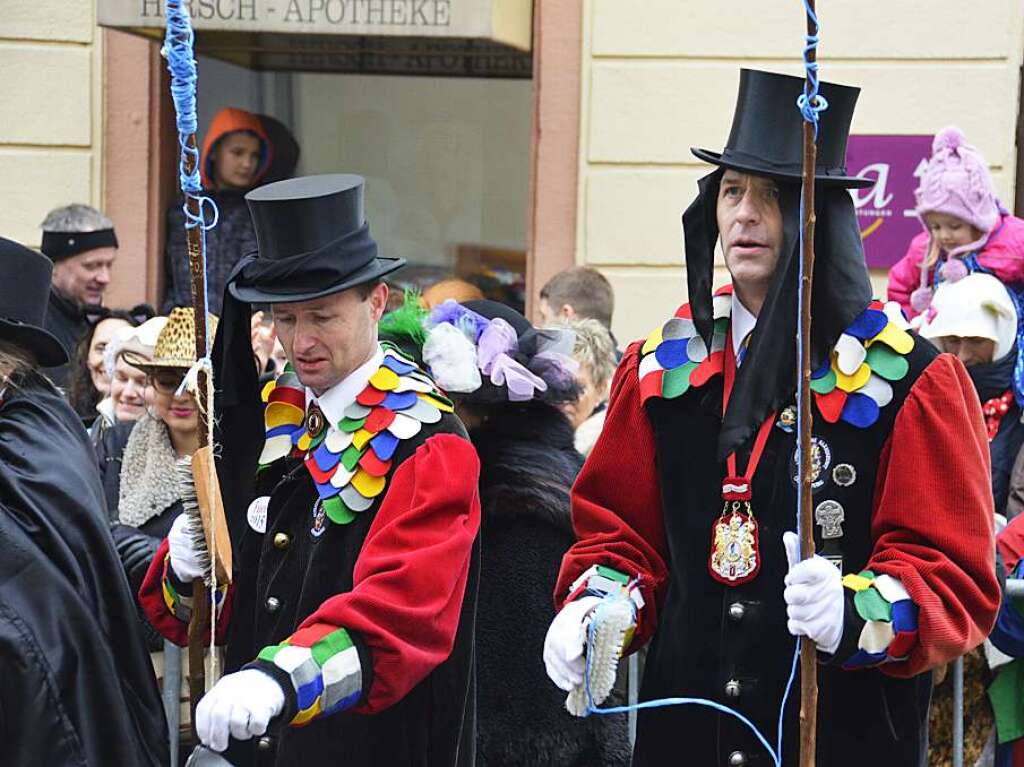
[163,0,218,358]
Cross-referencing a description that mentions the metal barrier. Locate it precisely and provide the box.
[164,640,182,767]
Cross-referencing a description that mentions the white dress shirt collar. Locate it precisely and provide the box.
[731,293,758,359]
[306,344,385,426]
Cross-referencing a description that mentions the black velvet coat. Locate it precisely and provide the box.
[0,372,167,765]
[472,403,631,766]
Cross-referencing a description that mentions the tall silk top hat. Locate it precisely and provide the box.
[0,237,69,367]
[691,68,873,189]
[228,173,406,304]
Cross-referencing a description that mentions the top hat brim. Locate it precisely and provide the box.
[690,147,876,190]
[229,256,407,305]
[0,318,69,368]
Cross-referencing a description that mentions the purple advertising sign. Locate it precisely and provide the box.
[845,134,933,269]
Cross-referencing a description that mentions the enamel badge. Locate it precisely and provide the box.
[709,501,761,586]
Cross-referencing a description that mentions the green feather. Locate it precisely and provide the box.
[379,289,429,349]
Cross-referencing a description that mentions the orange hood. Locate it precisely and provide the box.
[200,107,272,189]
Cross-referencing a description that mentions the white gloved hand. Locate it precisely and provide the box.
[783,531,844,655]
[543,596,601,692]
[195,669,286,752]
[167,513,204,583]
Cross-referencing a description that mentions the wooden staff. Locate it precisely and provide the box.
[798,1,820,765]
[180,127,213,736]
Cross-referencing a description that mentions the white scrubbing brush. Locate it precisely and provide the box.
[566,596,636,716]
[175,446,232,586]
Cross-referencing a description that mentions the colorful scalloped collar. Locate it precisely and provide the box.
[259,344,454,525]
[637,288,915,429]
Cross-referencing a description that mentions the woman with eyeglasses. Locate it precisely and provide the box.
[66,304,153,425]
[95,307,218,628]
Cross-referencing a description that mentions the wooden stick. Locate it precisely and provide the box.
[181,129,212,736]
[798,3,820,766]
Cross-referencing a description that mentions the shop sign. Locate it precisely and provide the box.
[846,134,933,269]
[98,0,531,50]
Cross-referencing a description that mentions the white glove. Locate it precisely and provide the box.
[167,513,204,583]
[783,531,844,655]
[195,669,286,752]
[543,596,601,691]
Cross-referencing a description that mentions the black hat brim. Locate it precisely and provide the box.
[0,319,69,367]
[229,256,407,305]
[690,147,876,190]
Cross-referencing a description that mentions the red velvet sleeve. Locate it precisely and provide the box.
[138,537,234,647]
[998,513,1024,574]
[867,353,1000,678]
[553,342,669,648]
[292,432,481,714]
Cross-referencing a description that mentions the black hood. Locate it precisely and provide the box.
[683,168,872,460]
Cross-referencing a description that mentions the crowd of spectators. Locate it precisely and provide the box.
[11,113,1024,766]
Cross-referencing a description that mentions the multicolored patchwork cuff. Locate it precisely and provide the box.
[160,553,227,623]
[567,565,645,611]
[254,624,364,726]
[840,570,919,669]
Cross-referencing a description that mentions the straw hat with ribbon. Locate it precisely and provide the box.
[123,307,219,376]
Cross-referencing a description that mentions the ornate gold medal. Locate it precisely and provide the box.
[709,501,761,586]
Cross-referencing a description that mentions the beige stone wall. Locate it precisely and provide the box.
[0,0,102,248]
[576,0,1024,345]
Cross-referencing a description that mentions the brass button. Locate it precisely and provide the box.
[273,532,291,550]
[724,679,741,699]
[728,751,747,766]
[257,736,274,752]
[265,596,281,613]
[728,602,745,622]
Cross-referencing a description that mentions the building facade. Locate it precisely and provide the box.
[2,1,1023,345]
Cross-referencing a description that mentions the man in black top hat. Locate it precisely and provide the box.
[0,237,167,765]
[544,70,999,766]
[139,174,481,766]
[38,203,119,388]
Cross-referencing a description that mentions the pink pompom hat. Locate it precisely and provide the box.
[914,126,1002,258]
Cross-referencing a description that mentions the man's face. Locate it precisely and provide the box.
[51,247,117,306]
[273,283,388,395]
[537,297,574,327]
[939,335,996,367]
[716,170,784,295]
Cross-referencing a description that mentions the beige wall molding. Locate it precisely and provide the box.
[525,0,583,320]
[102,28,176,309]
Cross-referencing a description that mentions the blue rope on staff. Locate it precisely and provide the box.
[796,0,828,138]
[163,0,218,358]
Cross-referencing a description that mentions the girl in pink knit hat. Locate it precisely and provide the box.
[887,126,1024,320]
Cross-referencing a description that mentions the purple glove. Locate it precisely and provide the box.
[910,286,933,314]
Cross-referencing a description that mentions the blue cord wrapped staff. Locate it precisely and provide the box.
[795,0,827,764]
[163,0,233,734]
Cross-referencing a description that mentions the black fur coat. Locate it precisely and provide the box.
[471,402,631,766]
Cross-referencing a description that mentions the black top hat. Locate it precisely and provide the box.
[0,237,69,366]
[228,174,405,304]
[691,69,872,189]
